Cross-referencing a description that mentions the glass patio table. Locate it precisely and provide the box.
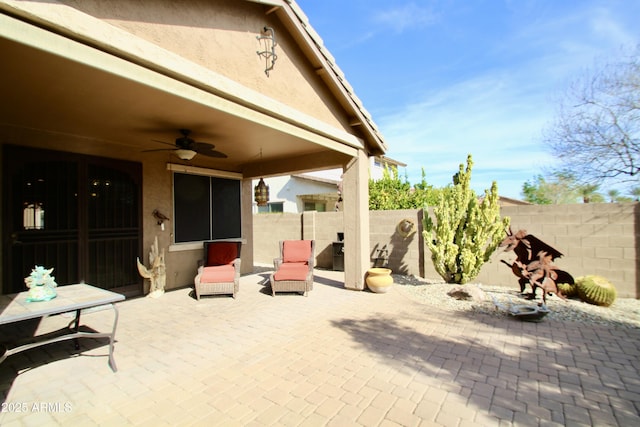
[0,284,124,372]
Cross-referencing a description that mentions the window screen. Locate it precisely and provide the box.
[211,177,241,239]
[173,173,241,243]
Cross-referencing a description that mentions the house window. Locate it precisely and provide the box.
[23,203,45,230]
[304,202,326,212]
[258,202,283,213]
[173,173,241,243]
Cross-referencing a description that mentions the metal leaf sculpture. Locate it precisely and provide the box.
[500,228,574,303]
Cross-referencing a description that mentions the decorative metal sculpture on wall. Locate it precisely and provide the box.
[499,228,574,305]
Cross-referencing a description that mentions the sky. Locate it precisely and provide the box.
[295,0,640,199]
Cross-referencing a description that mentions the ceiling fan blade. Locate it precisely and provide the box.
[194,142,227,158]
[150,139,177,147]
[144,131,227,159]
[203,150,228,158]
[142,148,175,153]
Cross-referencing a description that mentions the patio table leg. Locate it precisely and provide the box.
[108,304,120,372]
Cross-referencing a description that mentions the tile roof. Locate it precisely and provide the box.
[267,0,388,155]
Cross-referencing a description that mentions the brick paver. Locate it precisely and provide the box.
[1,268,639,426]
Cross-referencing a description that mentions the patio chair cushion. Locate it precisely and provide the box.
[207,242,238,266]
[273,263,309,281]
[200,265,236,283]
[282,240,312,264]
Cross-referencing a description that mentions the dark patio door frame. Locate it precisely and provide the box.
[2,145,143,295]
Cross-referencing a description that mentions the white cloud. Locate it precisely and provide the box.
[333,31,377,50]
[588,6,637,47]
[371,3,438,33]
[371,1,640,199]
[376,62,563,197]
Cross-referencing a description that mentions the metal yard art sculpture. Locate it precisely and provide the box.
[499,228,574,305]
[136,236,166,298]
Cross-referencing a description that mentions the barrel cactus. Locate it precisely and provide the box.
[556,282,578,298]
[575,275,617,307]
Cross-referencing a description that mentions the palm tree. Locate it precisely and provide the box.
[630,187,640,202]
[607,189,620,203]
[577,184,600,203]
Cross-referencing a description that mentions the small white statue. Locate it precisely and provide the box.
[137,236,166,298]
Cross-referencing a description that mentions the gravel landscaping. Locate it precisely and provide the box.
[393,274,640,329]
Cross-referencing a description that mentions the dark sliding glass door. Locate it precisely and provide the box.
[3,146,142,295]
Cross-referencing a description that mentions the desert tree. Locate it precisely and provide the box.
[576,183,604,203]
[544,45,640,186]
[607,189,620,203]
[521,172,580,204]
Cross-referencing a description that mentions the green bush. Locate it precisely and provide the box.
[369,166,441,210]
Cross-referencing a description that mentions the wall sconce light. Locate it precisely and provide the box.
[256,26,277,76]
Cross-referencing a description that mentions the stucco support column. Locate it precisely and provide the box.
[241,178,254,275]
[342,150,370,290]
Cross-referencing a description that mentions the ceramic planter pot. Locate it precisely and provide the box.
[366,268,393,293]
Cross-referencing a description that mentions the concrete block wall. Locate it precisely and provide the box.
[253,211,345,269]
[302,211,344,268]
[253,212,302,267]
[474,203,638,298]
[369,210,422,277]
[253,203,639,298]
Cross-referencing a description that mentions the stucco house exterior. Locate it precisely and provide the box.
[254,174,341,214]
[254,156,406,214]
[0,0,387,295]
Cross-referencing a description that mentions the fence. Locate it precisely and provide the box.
[253,203,639,298]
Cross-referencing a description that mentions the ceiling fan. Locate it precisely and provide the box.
[144,129,227,160]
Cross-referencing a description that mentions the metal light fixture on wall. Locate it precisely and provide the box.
[256,26,277,76]
[254,148,269,206]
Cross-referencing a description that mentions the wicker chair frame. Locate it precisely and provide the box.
[269,240,315,297]
[194,241,242,299]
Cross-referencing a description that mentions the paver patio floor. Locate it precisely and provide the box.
[1,268,639,426]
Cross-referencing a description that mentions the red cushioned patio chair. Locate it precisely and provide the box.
[270,240,315,297]
[194,241,242,299]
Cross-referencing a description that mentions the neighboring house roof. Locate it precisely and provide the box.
[478,195,531,206]
[292,174,340,186]
[374,155,407,168]
[497,196,531,206]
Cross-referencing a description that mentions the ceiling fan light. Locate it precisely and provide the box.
[175,149,197,160]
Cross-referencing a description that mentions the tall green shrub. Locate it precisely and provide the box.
[369,166,441,210]
[369,166,413,210]
[422,155,510,284]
